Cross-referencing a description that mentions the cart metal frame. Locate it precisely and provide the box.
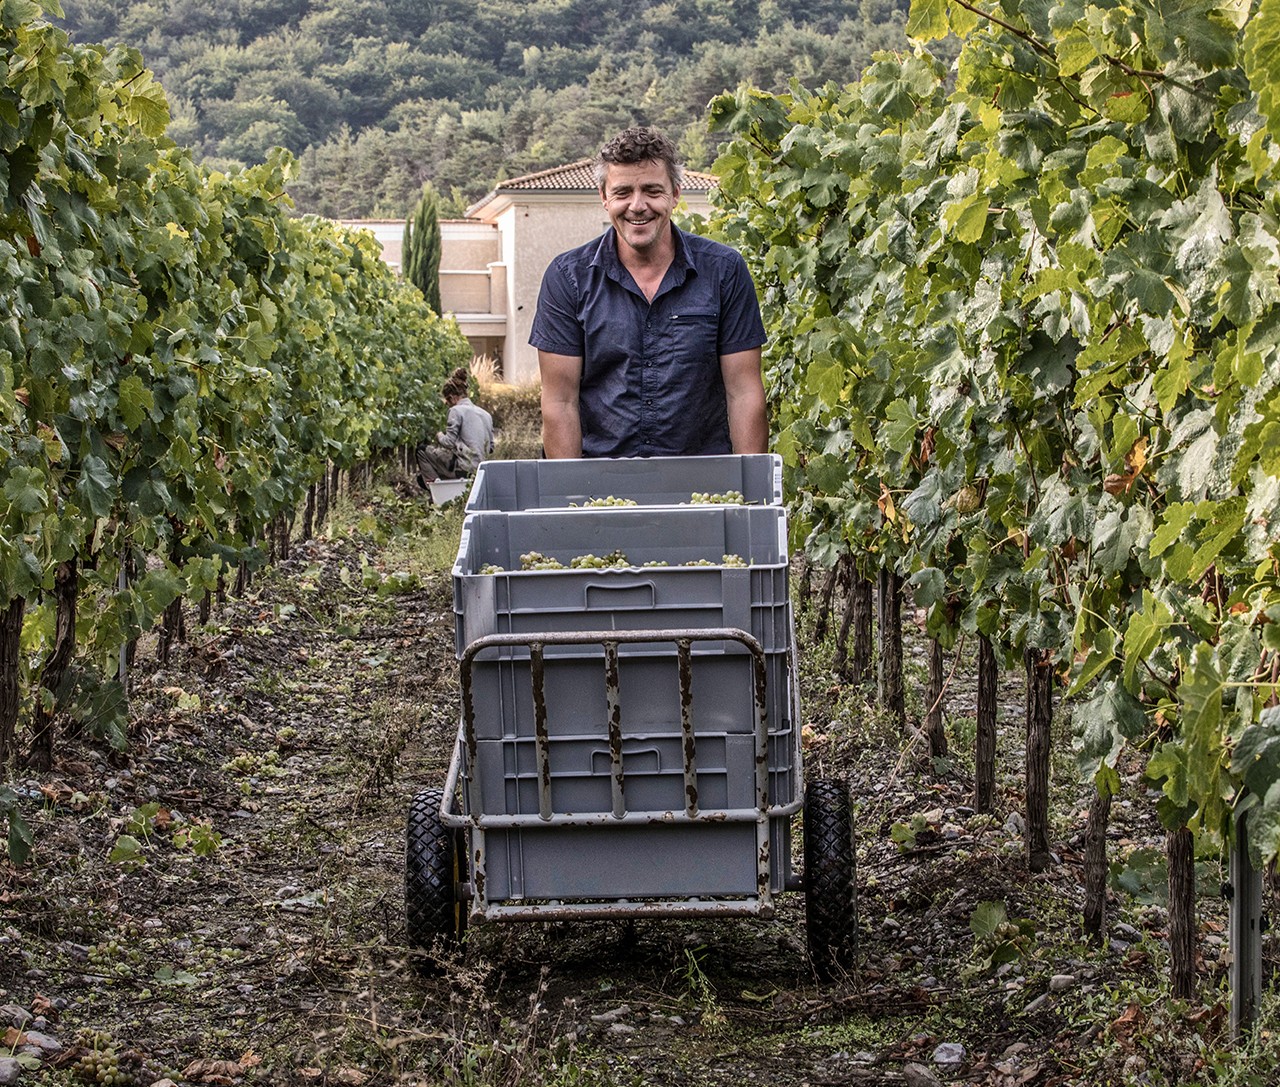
[438,626,804,924]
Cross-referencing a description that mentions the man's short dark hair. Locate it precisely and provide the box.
[594,126,683,192]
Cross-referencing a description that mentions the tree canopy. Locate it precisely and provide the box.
[56,0,912,217]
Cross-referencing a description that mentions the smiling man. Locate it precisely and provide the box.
[530,126,768,459]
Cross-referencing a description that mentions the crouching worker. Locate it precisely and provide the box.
[416,367,494,486]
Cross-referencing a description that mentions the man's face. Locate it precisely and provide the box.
[600,159,680,256]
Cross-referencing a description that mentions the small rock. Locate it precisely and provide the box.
[590,1004,630,1025]
[1024,993,1050,1014]
[0,1058,20,1085]
[607,1022,636,1035]
[20,1031,59,1054]
[933,1042,965,1067]
[903,1062,942,1087]
[1004,811,1026,835]
[1115,922,1141,940]
[0,1005,30,1028]
[1049,974,1075,992]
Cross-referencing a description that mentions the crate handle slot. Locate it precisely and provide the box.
[584,581,657,610]
[592,746,661,773]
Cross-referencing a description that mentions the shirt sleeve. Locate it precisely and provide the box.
[528,258,585,356]
[439,405,463,450]
[717,250,767,357]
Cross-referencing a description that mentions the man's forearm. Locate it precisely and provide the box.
[722,349,769,454]
[727,398,768,453]
[541,400,583,458]
[538,350,585,458]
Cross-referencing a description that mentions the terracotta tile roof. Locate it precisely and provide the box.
[468,159,716,215]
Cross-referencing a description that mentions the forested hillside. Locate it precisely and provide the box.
[56,0,910,217]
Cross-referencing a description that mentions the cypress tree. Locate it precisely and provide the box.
[402,181,442,313]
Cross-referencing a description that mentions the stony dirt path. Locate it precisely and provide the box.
[0,503,1268,1087]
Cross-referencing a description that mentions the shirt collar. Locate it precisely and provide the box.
[591,225,696,288]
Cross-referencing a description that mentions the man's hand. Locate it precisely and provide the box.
[538,350,584,458]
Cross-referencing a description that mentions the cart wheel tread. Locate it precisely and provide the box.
[804,778,857,980]
[405,788,466,954]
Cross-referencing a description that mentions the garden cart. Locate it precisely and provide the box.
[404,456,858,978]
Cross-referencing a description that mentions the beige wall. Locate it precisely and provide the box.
[441,222,499,270]
[440,271,494,314]
[497,195,612,384]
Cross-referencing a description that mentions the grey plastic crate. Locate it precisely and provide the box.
[453,505,790,655]
[473,727,798,814]
[465,648,792,740]
[478,819,793,900]
[466,453,783,512]
[470,729,795,815]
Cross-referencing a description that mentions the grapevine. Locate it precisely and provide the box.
[704,1,1280,865]
[0,2,471,772]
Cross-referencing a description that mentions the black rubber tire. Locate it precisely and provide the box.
[405,788,466,954]
[803,778,857,980]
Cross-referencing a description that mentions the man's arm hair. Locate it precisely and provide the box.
[721,348,768,454]
[539,350,585,458]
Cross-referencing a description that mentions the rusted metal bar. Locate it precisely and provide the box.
[604,640,625,818]
[530,642,553,821]
[479,897,775,923]
[751,637,770,901]
[677,638,698,818]
[466,805,773,830]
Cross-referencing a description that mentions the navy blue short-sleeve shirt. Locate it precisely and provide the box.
[529,225,766,458]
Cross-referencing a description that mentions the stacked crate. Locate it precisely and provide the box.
[452,455,798,904]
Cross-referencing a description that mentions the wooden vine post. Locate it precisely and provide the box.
[0,598,24,765]
[1024,647,1053,872]
[1229,808,1263,1039]
[975,635,998,813]
[1082,781,1113,941]
[924,637,947,758]
[28,559,78,771]
[878,568,905,731]
[1166,825,1197,1000]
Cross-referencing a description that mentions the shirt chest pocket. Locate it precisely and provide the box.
[667,308,719,364]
